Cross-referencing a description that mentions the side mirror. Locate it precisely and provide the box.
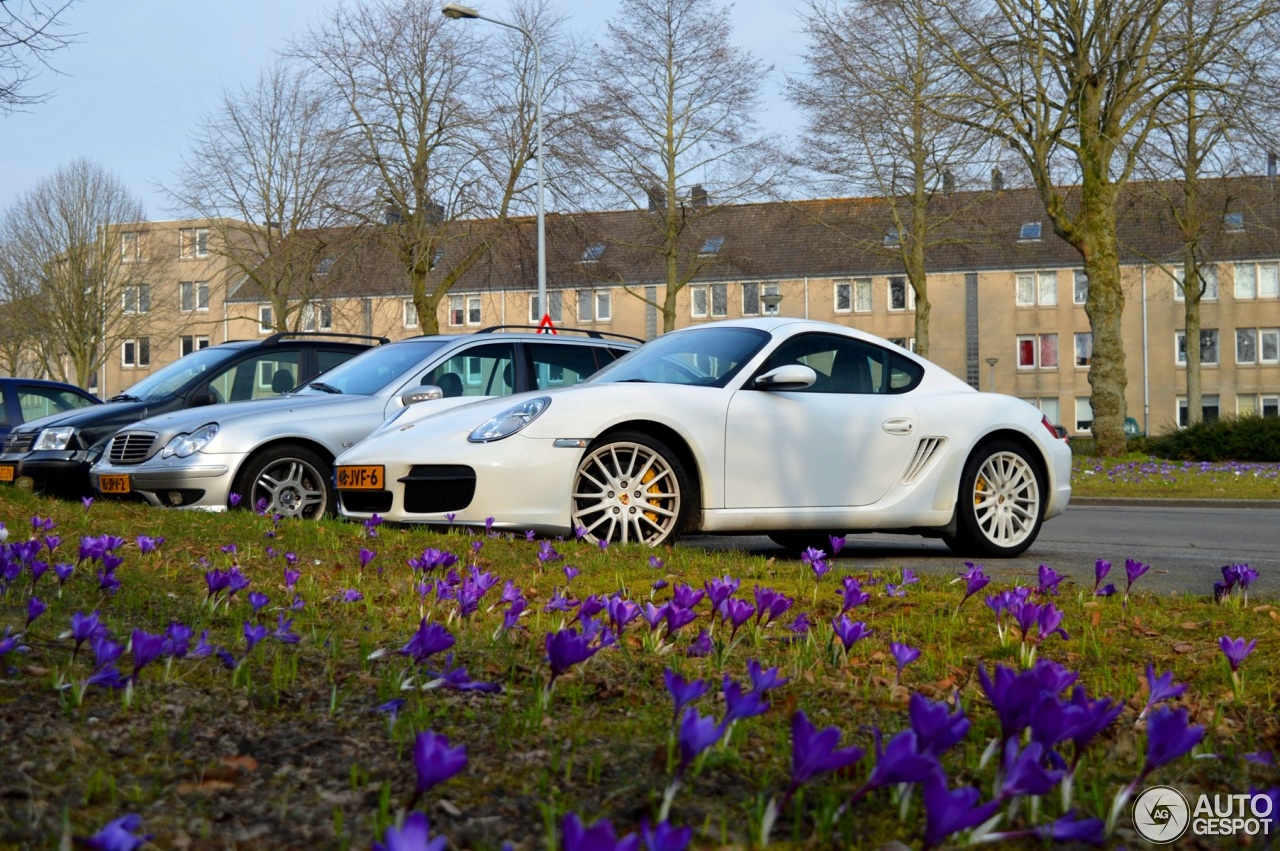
[401,386,444,406]
[753,364,817,391]
[190,392,219,408]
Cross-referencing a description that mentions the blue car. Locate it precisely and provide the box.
[0,377,101,459]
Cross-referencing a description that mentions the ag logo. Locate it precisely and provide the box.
[1133,785,1191,843]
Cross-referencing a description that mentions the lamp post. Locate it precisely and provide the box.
[985,357,999,392]
[442,3,546,328]
[761,291,783,315]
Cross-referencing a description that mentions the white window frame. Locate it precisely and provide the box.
[1177,394,1220,427]
[529,292,563,323]
[1073,271,1088,305]
[1175,329,1220,366]
[300,302,332,332]
[180,335,210,357]
[1261,329,1280,364]
[466,295,482,326]
[833,279,851,314]
[689,285,727,319]
[120,231,139,262]
[854,278,873,313]
[742,282,760,316]
[887,337,916,352]
[1074,332,1092,367]
[180,281,209,313]
[258,305,273,334]
[1237,328,1257,364]
[407,299,422,329]
[447,295,463,328]
[122,284,150,314]
[1016,271,1058,307]
[691,286,709,319]
[1022,397,1061,426]
[595,291,611,322]
[179,227,210,259]
[1016,333,1058,369]
[1075,397,1093,432]
[888,276,915,312]
[1173,265,1219,302]
[121,337,150,368]
[1234,261,1280,300]
[761,283,779,316]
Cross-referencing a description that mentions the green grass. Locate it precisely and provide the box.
[1070,455,1280,500]
[0,483,1276,849]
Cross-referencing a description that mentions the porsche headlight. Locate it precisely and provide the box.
[468,397,550,443]
[33,427,76,451]
[160,423,220,459]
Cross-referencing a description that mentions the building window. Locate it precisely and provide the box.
[1237,327,1279,364]
[690,284,727,319]
[406,299,421,329]
[1075,397,1093,432]
[832,280,850,313]
[1016,271,1057,306]
[1073,271,1088,304]
[179,281,209,312]
[1018,221,1042,241]
[578,290,611,322]
[301,302,332,332]
[258,305,273,333]
[120,231,140,262]
[122,337,150,368]
[1174,265,1219,301]
[179,227,209,259]
[887,337,916,352]
[888,276,914,311]
[1234,261,1279,299]
[180,335,210,356]
[467,296,482,326]
[1021,397,1061,426]
[530,292,563,323]
[1177,394,1220,427]
[699,236,725,256]
[1237,394,1279,417]
[854,278,873,313]
[122,284,151,314]
[1224,211,1245,232]
[1176,329,1219,365]
[581,243,606,263]
[743,282,760,316]
[883,228,900,246]
[1017,334,1058,369]
[1074,332,1092,367]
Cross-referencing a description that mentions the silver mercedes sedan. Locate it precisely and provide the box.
[88,329,636,518]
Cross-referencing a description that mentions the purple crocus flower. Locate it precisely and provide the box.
[25,595,46,628]
[341,588,364,603]
[831,616,872,652]
[562,564,579,583]
[722,676,769,725]
[685,628,712,658]
[501,598,528,632]
[365,513,383,537]
[955,562,990,611]
[746,659,789,694]
[372,811,447,851]
[272,613,299,644]
[922,769,999,850]
[228,493,242,507]
[545,627,604,682]
[425,657,502,693]
[787,612,812,635]
[81,496,94,511]
[864,729,939,790]
[283,568,300,593]
[79,813,151,851]
[1139,663,1187,720]
[162,622,192,658]
[704,574,740,611]
[1037,564,1064,596]
[129,629,166,680]
[97,566,121,596]
[648,555,665,570]
[1123,556,1150,603]
[801,547,829,580]
[561,813,641,851]
[243,621,268,653]
[1142,706,1205,775]
[909,693,970,757]
[400,620,456,664]
[838,577,870,613]
[412,730,467,797]
[640,602,670,632]
[889,641,920,680]
[54,562,74,587]
[676,707,721,776]
[753,586,793,627]
[665,604,697,635]
[606,596,640,634]
[720,598,755,637]
[1219,635,1257,672]
[136,535,162,555]
[671,583,705,610]
[248,591,269,614]
[788,710,864,789]
[651,579,669,592]
[640,819,692,851]
[999,739,1064,797]
[664,668,710,724]
[359,548,377,569]
[1034,602,1069,644]
[1092,558,1112,596]
[828,534,846,556]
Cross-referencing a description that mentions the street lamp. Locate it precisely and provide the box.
[985,357,999,392]
[442,3,547,328]
[761,291,783,315]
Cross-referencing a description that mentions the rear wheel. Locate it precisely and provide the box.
[948,439,1044,558]
[571,431,689,547]
[233,445,333,520]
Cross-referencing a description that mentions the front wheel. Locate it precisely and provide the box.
[233,445,333,520]
[948,440,1044,558]
[571,431,690,547]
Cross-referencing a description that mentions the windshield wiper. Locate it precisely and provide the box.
[617,378,650,383]
[308,382,342,394]
[108,393,141,402]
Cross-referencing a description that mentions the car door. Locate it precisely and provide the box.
[395,341,518,416]
[722,332,920,509]
[202,349,304,404]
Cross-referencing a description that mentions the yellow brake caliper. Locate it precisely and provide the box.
[642,468,661,523]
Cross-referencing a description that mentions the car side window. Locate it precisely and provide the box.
[17,386,96,420]
[528,342,604,389]
[421,343,516,398]
[208,351,302,402]
[316,349,359,376]
[761,333,922,394]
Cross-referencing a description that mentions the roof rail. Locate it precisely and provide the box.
[260,331,391,345]
[475,324,645,344]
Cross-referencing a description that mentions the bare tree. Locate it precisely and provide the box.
[929,0,1194,456]
[162,59,360,333]
[1136,0,1279,426]
[0,243,42,375]
[791,0,1000,356]
[570,0,781,333]
[1,0,79,113]
[0,159,158,387]
[290,0,571,334]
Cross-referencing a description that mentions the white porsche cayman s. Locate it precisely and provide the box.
[334,318,1072,557]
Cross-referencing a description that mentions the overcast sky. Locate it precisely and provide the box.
[0,0,808,220]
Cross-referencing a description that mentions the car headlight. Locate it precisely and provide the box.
[468,397,550,443]
[160,423,220,459]
[33,427,76,451]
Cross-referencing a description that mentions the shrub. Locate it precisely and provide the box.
[1146,414,1280,462]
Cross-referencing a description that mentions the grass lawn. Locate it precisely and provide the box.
[0,469,1276,850]
[1070,456,1280,500]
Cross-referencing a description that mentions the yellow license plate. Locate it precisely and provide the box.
[0,465,13,483]
[336,465,384,490]
[98,475,131,494]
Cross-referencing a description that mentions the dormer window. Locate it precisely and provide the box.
[1224,212,1245,233]
[581,243,606,263]
[1019,221,1042,241]
[883,229,900,247]
[316,257,335,275]
[699,236,725,255]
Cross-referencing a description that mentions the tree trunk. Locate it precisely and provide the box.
[1079,181,1128,456]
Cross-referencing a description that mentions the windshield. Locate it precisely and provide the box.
[121,346,243,401]
[293,340,448,396]
[589,326,769,388]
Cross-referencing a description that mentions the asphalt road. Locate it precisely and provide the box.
[680,502,1280,599]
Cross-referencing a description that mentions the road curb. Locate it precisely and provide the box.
[1070,497,1280,509]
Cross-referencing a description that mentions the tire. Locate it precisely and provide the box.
[572,431,690,547]
[768,532,843,554]
[233,445,333,520]
[949,439,1045,558]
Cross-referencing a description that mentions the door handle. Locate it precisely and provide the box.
[882,417,914,435]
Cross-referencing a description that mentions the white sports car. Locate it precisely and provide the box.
[335,318,1072,556]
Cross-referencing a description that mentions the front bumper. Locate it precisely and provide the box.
[90,454,236,509]
[8,450,96,496]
